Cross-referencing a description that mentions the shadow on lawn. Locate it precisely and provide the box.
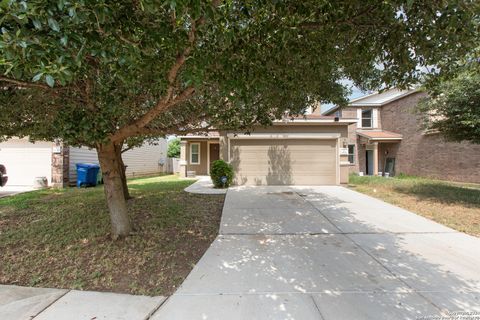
[393,183,480,207]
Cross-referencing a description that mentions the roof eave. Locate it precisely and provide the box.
[274,118,357,125]
[368,137,403,141]
[178,135,220,139]
[321,105,341,116]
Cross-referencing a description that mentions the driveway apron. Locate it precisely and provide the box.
[152,186,480,320]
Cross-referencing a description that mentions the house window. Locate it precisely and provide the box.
[334,110,342,118]
[361,109,372,128]
[190,143,200,164]
[348,144,355,164]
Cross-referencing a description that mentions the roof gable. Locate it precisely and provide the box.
[349,89,418,106]
[323,88,419,115]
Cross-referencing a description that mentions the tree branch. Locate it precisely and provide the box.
[116,33,140,46]
[135,125,215,137]
[0,76,55,91]
[112,86,196,142]
[108,0,225,144]
[121,145,134,153]
[111,16,204,143]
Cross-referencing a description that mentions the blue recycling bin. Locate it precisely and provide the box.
[76,163,100,188]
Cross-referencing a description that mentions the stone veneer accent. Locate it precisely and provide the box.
[51,144,70,188]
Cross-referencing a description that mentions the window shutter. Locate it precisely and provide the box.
[357,109,362,128]
[372,108,378,128]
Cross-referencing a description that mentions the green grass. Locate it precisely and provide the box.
[349,174,480,236]
[0,175,225,295]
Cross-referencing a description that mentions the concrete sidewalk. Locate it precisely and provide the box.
[152,186,480,319]
[183,176,227,195]
[0,285,165,320]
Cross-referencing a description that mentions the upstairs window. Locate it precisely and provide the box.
[348,145,355,164]
[361,109,372,128]
[190,143,200,164]
[334,110,342,118]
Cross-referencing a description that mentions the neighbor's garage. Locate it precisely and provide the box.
[230,138,338,185]
[0,139,52,186]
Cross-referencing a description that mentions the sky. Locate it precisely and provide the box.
[320,85,369,114]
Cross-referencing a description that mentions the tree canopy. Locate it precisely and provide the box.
[167,138,181,158]
[419,57,480,144]
[1,0,478,237]
[1,1,478,142]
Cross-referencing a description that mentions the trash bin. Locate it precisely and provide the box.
[76,163,100,188]
[96,168,103,185]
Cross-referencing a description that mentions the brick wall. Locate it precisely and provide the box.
[380,92,480,183]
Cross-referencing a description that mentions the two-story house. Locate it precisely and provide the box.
[323,89,480,183]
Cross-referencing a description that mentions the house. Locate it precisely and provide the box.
[323,89,480,183]
[179,117,357,185]
[0,138,167,187]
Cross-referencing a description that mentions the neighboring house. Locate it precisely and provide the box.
[0,138,167,187]
[179,117,357,185]
[323,89,480,183]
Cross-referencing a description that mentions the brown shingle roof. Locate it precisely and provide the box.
[357,130,403,140]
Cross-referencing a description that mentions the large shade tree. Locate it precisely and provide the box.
[419,52,480,144]
[0,0,478,237]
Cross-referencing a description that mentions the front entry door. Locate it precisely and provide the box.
[209,143,220,170]
[366,150,374,175]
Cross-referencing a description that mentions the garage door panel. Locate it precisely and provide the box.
[0,140,52,186]
[231,139,337,185]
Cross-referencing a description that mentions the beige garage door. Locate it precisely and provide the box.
[230,139,337,185]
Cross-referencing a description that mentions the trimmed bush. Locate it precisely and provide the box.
[210,160,234,188]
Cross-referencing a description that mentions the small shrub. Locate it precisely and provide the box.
[210,160,234,188]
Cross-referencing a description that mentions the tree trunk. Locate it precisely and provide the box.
[114,144,131,200]
[97,142,132,238]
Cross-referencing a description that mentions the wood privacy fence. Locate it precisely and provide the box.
[165,157,180,174]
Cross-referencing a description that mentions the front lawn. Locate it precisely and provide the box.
[349,174,480,236]
[0,175,225,296]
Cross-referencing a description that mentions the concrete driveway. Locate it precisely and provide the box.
[153,186,480,319]
[0,186,35,198]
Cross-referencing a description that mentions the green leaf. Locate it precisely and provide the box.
[45,75,55,87]
[32,19,42,30]
[32,73,43,82]
[57,0,65,10]
[47,18,60,32]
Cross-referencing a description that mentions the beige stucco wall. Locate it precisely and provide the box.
[239,124,349,135]
[184,140,209,175]
[219,135,228,162]
[339,107,360,173]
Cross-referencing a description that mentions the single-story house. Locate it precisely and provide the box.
[0,138,167,187]
[322,89,480,183]
[179,117,357,185]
